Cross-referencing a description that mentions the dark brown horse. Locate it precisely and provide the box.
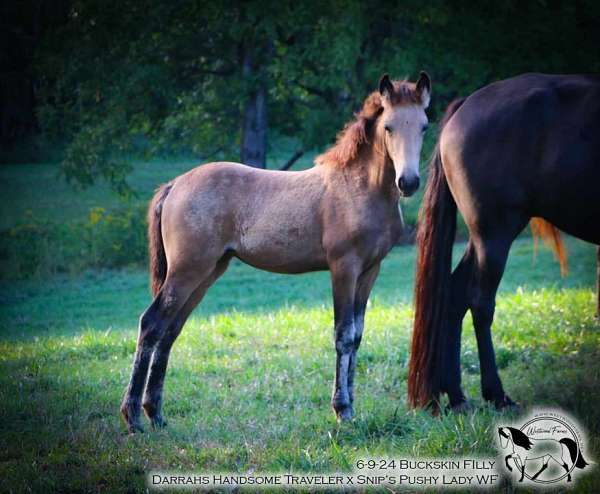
[408,73,600,411]
[121,73,432,432]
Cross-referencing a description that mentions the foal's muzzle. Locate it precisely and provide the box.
[398,175,420,197]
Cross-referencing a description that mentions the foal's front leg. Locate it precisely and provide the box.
[348,263,380,405]
[330,261,359,422]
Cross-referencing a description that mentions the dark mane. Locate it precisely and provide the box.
[507,427,533,450]
[316,80,422,168]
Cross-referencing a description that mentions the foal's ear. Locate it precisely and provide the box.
[416,71,431,108]
[379,73,394,99]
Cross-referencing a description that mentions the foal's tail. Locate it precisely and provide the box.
[408,98,465,409]
[148,183,172,296]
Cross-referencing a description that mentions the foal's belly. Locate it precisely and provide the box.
[234,206,328,274]
[234,251,328,274]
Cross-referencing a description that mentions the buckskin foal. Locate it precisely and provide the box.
[121,73,432,432]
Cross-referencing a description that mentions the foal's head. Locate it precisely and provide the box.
[378,72,431,197]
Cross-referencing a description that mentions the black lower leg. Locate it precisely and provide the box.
[347,306,365,404]
[443,247,473,407]
[332,320,355,420]
[347,263,379,405]
[472,301,507,405]
[142,335,177,428]
[531,462,547,480]
[470,239,516,407]
[121,290,179,432]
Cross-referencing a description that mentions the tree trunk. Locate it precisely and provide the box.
[240,47,267,168]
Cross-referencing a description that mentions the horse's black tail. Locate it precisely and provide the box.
[560,438,589,469]
[148,183,172,297]
[408,98,465,408]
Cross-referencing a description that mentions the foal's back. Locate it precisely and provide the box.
[160,162,330,274]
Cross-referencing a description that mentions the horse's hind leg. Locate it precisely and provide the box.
[330,258,359,421]
[470,235,519,408]
[444,242,476,409]
[348,262,380,405]
[531,456,549,480]
[142,258,230,428]
[120,273,201,433]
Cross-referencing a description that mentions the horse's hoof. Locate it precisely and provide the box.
[445,400,473,414]
[150,415,168,429]
[334,405,354,422]
[121,404,144,433]
[495,395,520,412]
[127,422,145,434]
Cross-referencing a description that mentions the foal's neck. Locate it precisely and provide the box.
[350,141,398,200]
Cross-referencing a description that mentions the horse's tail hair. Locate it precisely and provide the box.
[408,98,465,409]
[560,438,589,469]
[148,183,172,296]
[530,217,568,276]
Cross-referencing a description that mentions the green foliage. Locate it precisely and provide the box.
[0,204,146,279]
[34,0,600,191]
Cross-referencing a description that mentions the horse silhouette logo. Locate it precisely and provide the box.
[497,412,591,484]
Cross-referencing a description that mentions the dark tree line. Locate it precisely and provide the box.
[0,0,70,151]
[2,0,599,192]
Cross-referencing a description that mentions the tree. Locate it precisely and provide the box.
[30,0,600,192]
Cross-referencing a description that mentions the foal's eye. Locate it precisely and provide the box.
[384,125,393,133]
[422,123,429,133]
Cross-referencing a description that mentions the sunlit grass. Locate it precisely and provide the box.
[0,238,599,492]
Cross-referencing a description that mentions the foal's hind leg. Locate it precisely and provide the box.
[120,274,199,433]
[330,258,359,421]
[142,259,230,428]
[348,263,380,405]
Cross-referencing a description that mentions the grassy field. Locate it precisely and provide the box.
[1,153,599,492]
[0,234,599,493]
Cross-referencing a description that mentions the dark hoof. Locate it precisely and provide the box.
[495,395,520,412]
[446,400,474,414]
[149,415,168,429]
[127,422,145,434]
[333,404,354,422]
[143,402,167,429]
[121,404,144,434]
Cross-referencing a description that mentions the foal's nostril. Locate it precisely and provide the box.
[398,176,420,196]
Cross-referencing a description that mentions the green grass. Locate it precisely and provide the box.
[0,237,599,493]
[0,146,598,492]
